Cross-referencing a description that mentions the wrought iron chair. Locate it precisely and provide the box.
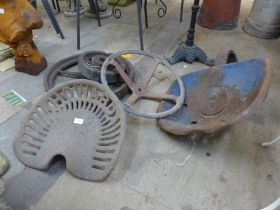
[41,0,65,39]
[28,0,65,39]
[51,0,61,11]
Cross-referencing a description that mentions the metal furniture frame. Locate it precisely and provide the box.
[41,0,65,39]
[51,0,60,11]
[167,0,214,66]
[134,0,185,50]
[76,0,101,50]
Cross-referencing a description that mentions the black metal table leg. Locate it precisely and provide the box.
[77,0,81,50]
[88,0,92,8]
[52,0,56,9]
[180,0,184,22]
[88,0,101,26]
[42,0,58,33]
[41,0,65,39]
[136,0,144,50]
[77,0,101,50]
[56,0,60,12]
[168,0,214,66]
[144,0,148,28]
[93,0,101,27]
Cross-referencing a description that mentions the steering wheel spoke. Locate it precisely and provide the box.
[141,92,178,103]
[110,59,136,92]
[142,59,161,88]
[101,50,185,119]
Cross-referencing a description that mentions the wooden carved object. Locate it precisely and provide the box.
[0,0,47,75]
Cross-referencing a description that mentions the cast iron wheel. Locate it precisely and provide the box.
[78,51,131,84]
[43,54,134,99]
[101,50,185,119]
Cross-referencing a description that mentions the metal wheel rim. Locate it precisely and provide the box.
[100,50,185,119]
[43,54,133,100]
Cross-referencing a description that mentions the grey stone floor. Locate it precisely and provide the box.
[1,0,280,209]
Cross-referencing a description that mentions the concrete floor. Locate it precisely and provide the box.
[1,0,280,209]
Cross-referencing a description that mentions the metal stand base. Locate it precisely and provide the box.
[168,44,215,66]
[168,0,214,66]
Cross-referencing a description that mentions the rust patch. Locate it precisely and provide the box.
[157,59,272,135]
[187,67,246,128]
[197,0,241,30]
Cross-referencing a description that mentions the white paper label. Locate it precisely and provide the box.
[0,8,4,14]
[74,118,84,125]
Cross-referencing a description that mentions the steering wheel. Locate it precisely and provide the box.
[100,50,185,119]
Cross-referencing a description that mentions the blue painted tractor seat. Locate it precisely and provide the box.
[157,58,272,135]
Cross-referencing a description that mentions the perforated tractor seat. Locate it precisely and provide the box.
[14,80,126,181]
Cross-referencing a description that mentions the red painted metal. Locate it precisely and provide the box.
[197,0,241,30]
[157,58,271,135]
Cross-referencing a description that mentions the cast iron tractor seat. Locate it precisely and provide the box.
[157,58,272,135]
[14,80,126,181]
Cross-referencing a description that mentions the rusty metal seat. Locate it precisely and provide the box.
[14,80,126,181]
[157,58,272,135]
